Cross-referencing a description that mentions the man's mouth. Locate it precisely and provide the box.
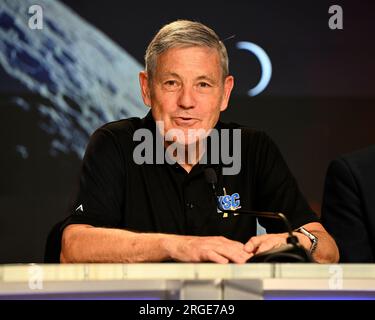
[173,117,199,127]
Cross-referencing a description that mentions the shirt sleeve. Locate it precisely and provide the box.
[61,127,126,230]
[253,131,319,232]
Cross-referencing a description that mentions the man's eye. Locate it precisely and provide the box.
[165,80,177,86]
[198,82,211,88]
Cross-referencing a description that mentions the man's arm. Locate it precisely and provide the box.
[244,222,339,263]
[60,224,252,264]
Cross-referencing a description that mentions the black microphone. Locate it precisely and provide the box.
[204,168,313,263]
[204,166,219,199]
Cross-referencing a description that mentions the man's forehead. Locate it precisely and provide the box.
[157,46,220,64]
[158,71,216,81]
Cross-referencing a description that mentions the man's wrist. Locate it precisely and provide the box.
[294,227,318,255]
[292,231,313,251]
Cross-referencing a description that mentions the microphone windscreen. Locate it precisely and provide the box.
[204,167,217,184]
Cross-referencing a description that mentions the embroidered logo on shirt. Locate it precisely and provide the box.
[217,188,241,218]
[75,204,84,213]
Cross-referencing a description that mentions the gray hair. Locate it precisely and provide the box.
[145,20,229,81]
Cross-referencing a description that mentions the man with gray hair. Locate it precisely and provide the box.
[60,20,339,264]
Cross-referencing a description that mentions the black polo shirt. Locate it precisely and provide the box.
[62,111,318,243]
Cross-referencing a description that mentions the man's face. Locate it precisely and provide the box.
[140,46,234,144]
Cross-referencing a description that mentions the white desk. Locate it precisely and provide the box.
[1,263,375,299]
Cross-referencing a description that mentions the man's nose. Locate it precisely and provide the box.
[177,86,196,109]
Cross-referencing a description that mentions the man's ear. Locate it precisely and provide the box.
[220,75,234,112]
[139,71,151,107]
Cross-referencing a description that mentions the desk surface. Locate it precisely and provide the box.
[1,263,375,299]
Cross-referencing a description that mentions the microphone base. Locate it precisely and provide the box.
[247,244,313,263]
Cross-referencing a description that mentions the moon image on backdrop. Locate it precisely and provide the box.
[0,0,147,159]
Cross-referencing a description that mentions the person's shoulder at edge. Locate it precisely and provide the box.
[326,144,375,182]
[336,144,375,167]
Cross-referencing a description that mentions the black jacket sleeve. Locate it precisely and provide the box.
[322,158,374,262]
